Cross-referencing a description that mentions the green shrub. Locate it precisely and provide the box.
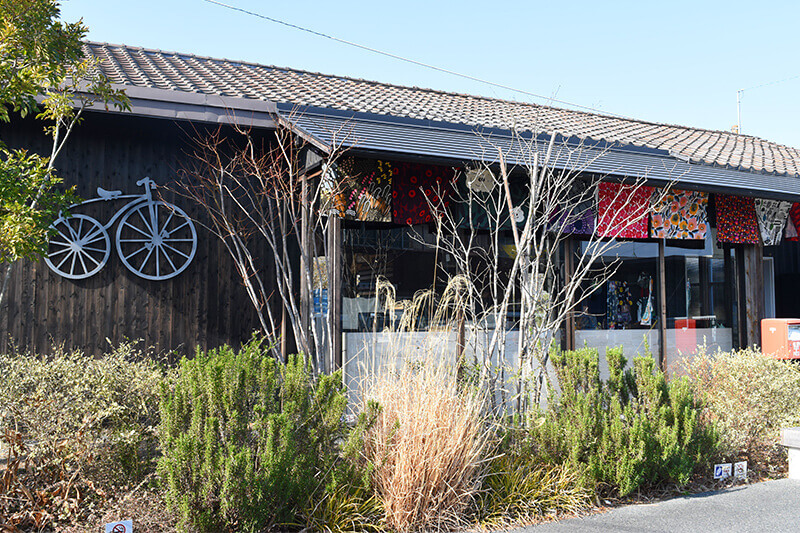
[530,347,717,496]
[477,443,592,527]
[157,338,349,532]
[682,347,800,461]
[301,400,384,533]
[0,343,164,530]
[302,481,385,533]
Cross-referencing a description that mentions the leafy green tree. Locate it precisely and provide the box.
[0,0,128,304]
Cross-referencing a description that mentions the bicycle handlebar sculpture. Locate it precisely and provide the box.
[45,178,197,281]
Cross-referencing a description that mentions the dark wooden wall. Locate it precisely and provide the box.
[768,241,800,319]
[0,111,272,358]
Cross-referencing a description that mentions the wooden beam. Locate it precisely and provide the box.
[456,311,466,360]
[723,245,735,346]
[299,168,312,360]
[280,305,288,363]
[736,247,747,348]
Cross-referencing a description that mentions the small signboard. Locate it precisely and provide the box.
[105,520,133,533]
[713,463,732,480]
[313,288,328,315]
[734,460,748,480]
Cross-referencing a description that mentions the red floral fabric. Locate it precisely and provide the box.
[715,194,760,244]
[391,162,456,225]
[596,182,653,239]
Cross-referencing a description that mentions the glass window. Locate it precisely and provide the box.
[575,240,661,369]
[574,228,738,372]
[664,228,734,369]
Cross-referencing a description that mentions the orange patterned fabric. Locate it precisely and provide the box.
[650,189,708,240]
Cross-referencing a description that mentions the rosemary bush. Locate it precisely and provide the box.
[157,338,349,532]
[531,347,717,496]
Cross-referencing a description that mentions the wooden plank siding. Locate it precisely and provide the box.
[0,111,274,357]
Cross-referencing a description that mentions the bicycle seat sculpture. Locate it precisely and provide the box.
[45,177,197,281]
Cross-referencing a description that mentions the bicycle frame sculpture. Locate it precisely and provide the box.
[45,177,197,281]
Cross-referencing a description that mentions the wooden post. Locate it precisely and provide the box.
[299,169,312,360]
[564,236,575,351]
[736,247,747,348]
[723,245,736,347]
[327,214,343,370]
[743,242,765,348]
[658,238,667,370]
[280,305,289,363]
[457,309,466,359]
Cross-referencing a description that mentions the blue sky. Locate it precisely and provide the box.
[61,1,800,149]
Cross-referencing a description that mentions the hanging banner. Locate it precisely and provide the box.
[650,189,708,240]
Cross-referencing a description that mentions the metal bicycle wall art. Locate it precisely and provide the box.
[45,177,198,281]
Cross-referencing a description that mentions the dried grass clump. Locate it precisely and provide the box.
[362,356,488,532]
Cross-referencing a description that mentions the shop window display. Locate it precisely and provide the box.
[575,229,737,369]
[574,241,660,366]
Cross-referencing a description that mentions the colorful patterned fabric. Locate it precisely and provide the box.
[392,162,456,225]
[596,182,653,239]
[649,189,708,240]
[791,203,800,230]
[551,180,595,235]
[607,280,634,329]
[328,157,393,222]
[754,198,791,246]
[455,176,528,230]
[715,194,761,244]
[638,277,654,326]
[785,204,800,241]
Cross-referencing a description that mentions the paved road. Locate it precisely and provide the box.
[512,479,800,532]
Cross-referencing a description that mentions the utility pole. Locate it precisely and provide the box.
[736,74,799,135]
[736,89,742,135]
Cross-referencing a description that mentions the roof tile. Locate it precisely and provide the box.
[83,42,800,178]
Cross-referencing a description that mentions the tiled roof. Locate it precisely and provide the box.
[83,42,800,178]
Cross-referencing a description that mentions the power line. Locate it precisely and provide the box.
[203,0,628,118]
[737,73,799,133]
[740,74,800,94]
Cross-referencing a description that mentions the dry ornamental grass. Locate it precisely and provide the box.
[362,356,488,532]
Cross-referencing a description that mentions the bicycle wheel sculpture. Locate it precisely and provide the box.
[44,214,111,280]
[116,202,197,281]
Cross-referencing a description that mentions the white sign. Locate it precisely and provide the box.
[734,461,748,480]
[713,463,732,480]
[466,168,495,193]
[105,520,133,533]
